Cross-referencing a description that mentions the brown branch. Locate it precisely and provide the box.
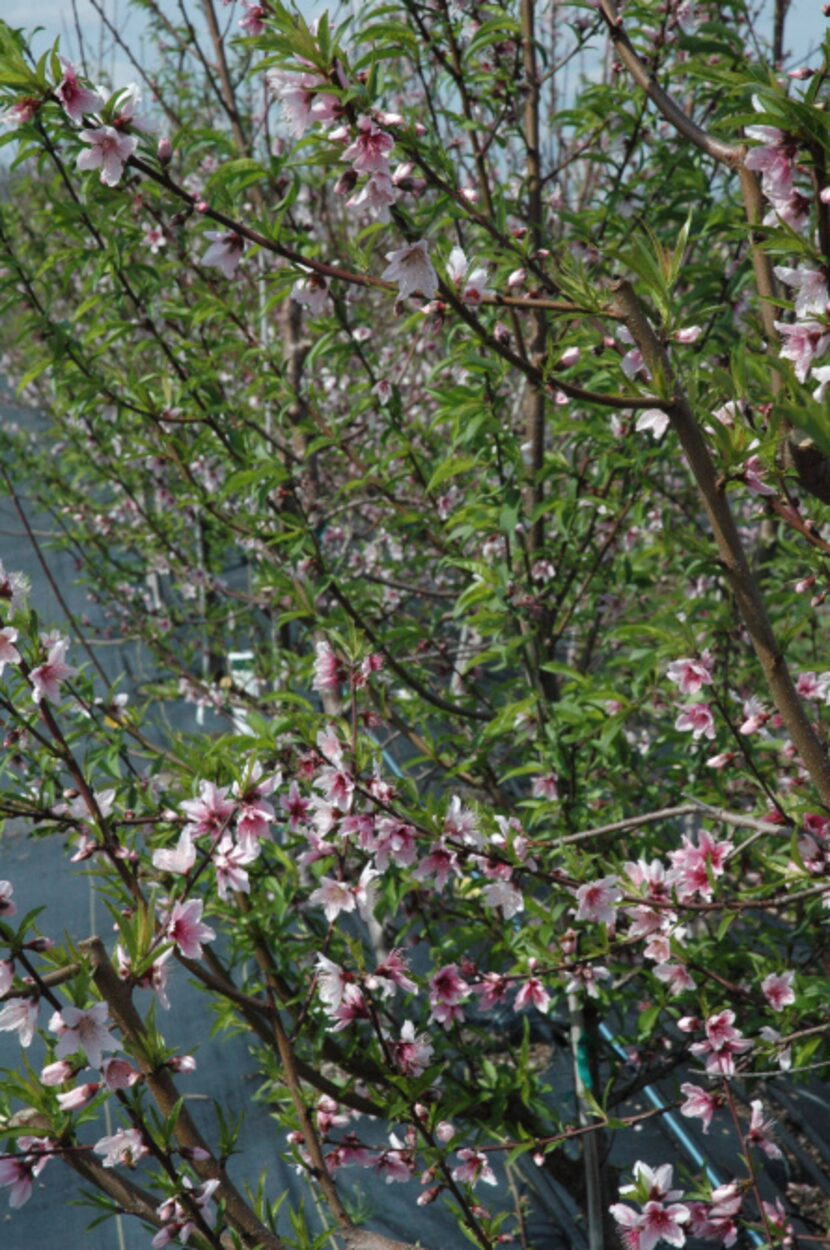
[597,0,780,351]
[520,0,547,554]
[597,0,738,165]
[612,280,830,807]
[80,938,285,1250]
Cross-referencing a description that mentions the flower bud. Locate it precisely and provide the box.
[57,1082,100,1111]
[166,1053,197,1073]
[41,1059,76,1086]
[157,136,173,165]
[334,169,358,196]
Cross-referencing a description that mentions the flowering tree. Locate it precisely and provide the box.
[0,1,829,1248]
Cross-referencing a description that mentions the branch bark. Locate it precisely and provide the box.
[81,937,285,1250]
[611,281,830,808]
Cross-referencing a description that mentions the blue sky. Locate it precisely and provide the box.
[3,1,826,91]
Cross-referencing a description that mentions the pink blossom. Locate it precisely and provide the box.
[761,1197,791,1233]
[370,949,418,997]
[40,1058,75,1086]
[745,123,798,202]
[531,773,559,800]
[483,878,524,918]
[689,1010,752,1077]
[812,366,830,402]
[446,246,493,304]
[373,1137,415,1184]
[758,968,796,1015]
[0,879,17,917]
[621,1161,685,1203]
[636,409,670,439]
[514,976,550,1013]
[668,831,731,904]
[609,1202,645,1250]
[166,898,215,958]
[213,834,256,899]
[796,671,822,700]
[166,1053,196,1074]
[638,1201,690,1250]
[312,955,347,1015]
[143,223,166,253]
[342,117,395,173]
[152,829,196,875]
[0,561,28,616]
[239,2,267,34]
[181,780,235,839]
[316,1094,349,1134]
[112,83,152,133]
[94,1127,149,1168]
[774,320,830,383]
[0,996,39,1047]
[637,1200,690,1250]
[674,703,715,740]
[30,637,75,704]
[665,660,710,700]
[672,325,702,344]
[452,1148,497,1187]
[621,347,648,380]
[267,69,339,138]
[280,781,310,830]
[329,983,370,1031]
[565,964,611,999]
[291,273,330,315]
[372,818,417,870]
[391,1020,434,1076]
[613,1164,690,1250]
[773,265,830,318]
[381,240,438,301]
[652,963,696,995]
[0,627,20,674]
[0,1155,42,1208]
[706,751,736,769]
[679,1083,718,1133]
[57,1081,100,1111]
[739,695,769,735]
[56,62,103,123]
[3,97,42,127]
[687,1183,743,1246]
[768,191,811,231]
[429,963,470,1028]
[575,875,622,925]
[101,1057,140,1089]
[414,842,460,890]
[50,1002,118,1069]
[474,971,510,1009]
[153,1177,220,1249]
[77,126,138,187]
[313,640,343,693]
[310,866,377,923]
[201,231,245,278]
[234,763,276,847]
[742,454,776,496]
[747,1100,782,1159]
[347,171,397,221]
[443,795,481,846]
[310,878,355,923]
